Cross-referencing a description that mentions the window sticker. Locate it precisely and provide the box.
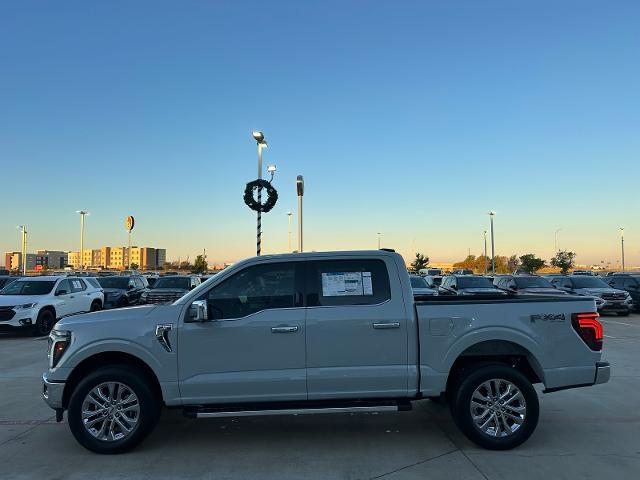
[72,280,82,289]
[321,272,373,297]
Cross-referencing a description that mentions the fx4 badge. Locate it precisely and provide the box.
[530,313,565,323]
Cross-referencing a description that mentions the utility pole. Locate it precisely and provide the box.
[252,132,267,256]
[17,225,27,275]
[555,228,562,252]
[377,232,382,250]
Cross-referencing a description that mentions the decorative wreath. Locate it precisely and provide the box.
[243,179,278,213]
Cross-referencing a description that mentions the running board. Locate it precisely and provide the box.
[183,400,411,419]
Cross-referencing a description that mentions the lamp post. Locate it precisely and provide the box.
[252,131,267,256]
[483,230,488,274]
[287,212,293,253]
[17,225,27,275]
[377,232,382,250]
[76,211,89,272]
[488,212,496,274]
[555,228,562,252]
[620,227,625,272]
[296,175,304,252]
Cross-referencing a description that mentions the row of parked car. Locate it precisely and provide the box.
[0,273,207,336]
[410,272,639,316]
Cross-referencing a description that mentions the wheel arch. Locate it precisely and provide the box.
[62,351,163,409]
[445,339,545,395]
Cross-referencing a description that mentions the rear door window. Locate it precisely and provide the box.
[70,279,87,292]
[307,259,390,307]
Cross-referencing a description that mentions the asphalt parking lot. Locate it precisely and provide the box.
[1,314,639,480]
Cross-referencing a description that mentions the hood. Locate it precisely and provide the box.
[574,287,620,296]
[0,294,45,306]
[55,304,158,330]
[148,288,188,294]
[520,288,567,295]
[459,288,506,295]
[412,288,437,295]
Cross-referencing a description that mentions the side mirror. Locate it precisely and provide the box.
[56,289,68,296]
[187,300,209,322]
[127,284,134,290]
[450,285,457,290]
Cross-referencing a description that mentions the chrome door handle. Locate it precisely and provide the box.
[373,322,401,329]
[271,326,299,333]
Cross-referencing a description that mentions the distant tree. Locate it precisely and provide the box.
[507,255,520,273]
[551,250,576,274]
[179,261,192,271]
[410,253,429,272]
[130,263,139,270]
[192,255,208,274]
[453,255,477,271]
[519,254,546,274]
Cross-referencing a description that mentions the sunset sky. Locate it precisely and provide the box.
[1,0,638,267]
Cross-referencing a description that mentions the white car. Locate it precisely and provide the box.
[0,276,104,336]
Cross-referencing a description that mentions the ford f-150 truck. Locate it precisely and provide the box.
[42,250,610,454]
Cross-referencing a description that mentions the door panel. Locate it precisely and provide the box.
[305,259,410,399]
[179,308,306,403]
[178,261,306,404]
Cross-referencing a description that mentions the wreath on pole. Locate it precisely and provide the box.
[244,179,278,213]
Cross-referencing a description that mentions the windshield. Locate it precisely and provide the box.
[571,277,610,289]
[153,277,190,289]
[515,277,553,289]
[458,277,495,289]
[97,277,129,289]
[0,280,56,295]
[410,277,429,289]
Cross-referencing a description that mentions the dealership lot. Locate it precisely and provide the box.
[0,314,638,480]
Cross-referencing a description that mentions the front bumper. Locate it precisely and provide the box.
[0,308,35,328]
[597,301,632,313]
[42,373,65,410]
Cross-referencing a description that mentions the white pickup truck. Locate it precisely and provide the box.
[42,250,609,454]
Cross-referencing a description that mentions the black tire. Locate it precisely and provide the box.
[32,309,55,337]
[118,298,129,308]
[450,363,539,450]
[68,366,161,454]
[90,300,102,312]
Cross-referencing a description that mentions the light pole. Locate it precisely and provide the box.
[377,232,382,249]
[252,131,267,256]
[296,175,304,252]
[555,228,562,252]
[483,230,488,274]
[76,211,88,272]
[620,227,625,272]
[287,212,293,253]
[17,225,27,275]
[488,211,496,274]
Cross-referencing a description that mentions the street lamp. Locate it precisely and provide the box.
[488,212,496,274]
[287,212,293,253]
[620,227,625,272]
[377,232,382,250]
[76,210,89,272]
[252,131,267,256]
[555,228,562,252]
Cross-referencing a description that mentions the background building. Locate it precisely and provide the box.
[66,246,166,270]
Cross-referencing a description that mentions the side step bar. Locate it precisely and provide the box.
[184,400,412,419]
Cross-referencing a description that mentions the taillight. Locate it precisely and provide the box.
[572,312,603,351]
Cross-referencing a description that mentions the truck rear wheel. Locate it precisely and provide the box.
[450,364,539,450]
[68,366,160,454]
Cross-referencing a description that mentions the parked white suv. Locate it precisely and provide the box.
[0,276,104,336]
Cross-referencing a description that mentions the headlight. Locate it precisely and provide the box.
[13,303,36,311]
[48,330,71,368]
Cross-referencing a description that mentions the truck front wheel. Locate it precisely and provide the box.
[68,366,160,454]
[450,364,539,450]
